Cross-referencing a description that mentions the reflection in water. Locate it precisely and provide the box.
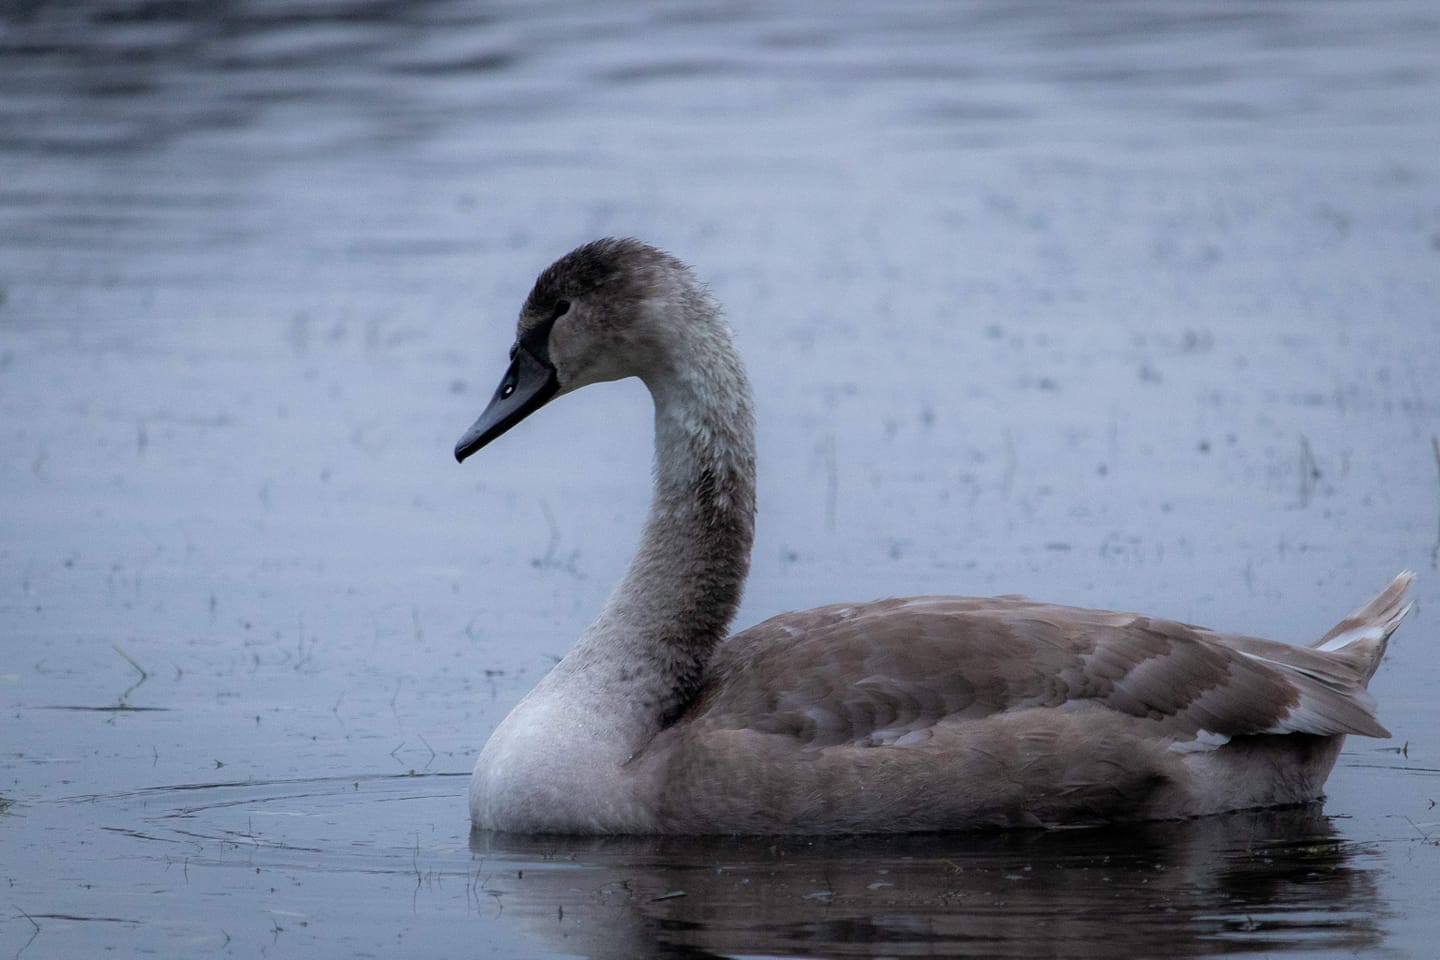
[474,808,1382,959]
[11,776,1390,958]
[3,0,1432,164]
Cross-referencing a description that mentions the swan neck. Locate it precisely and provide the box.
[578,321,756,727]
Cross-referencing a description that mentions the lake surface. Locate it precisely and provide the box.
[2,1,1438,957]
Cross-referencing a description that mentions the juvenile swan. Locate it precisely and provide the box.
[455,238,1411,835]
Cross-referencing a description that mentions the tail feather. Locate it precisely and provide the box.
[1310,571,1414,684]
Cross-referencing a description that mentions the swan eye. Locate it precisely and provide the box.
[553,299,571,318]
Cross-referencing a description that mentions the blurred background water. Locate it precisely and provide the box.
[2,1,1438,957]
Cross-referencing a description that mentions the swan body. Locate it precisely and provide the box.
[455,238,1411,835]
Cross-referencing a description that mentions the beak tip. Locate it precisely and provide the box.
[454,345,559,467]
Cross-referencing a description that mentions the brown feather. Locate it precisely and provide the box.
[677,595,1387,746]
[631,583,1407,832]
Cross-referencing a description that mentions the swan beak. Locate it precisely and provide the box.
[455,345,560,462]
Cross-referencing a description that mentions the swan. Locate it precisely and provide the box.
[454,237,1412,835]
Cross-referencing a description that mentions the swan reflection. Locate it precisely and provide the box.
[471,807,1381,959]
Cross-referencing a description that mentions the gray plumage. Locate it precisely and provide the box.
[457,239,1412,835]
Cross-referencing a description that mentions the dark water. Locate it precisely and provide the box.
[2,1,1439,957]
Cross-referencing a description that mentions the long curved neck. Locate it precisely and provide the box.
[566,316,757,733]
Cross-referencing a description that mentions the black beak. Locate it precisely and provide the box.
[454,344,560,462]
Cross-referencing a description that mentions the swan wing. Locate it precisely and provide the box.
[682,592,1394,751]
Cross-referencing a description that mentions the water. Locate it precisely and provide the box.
[2,1,1438,956]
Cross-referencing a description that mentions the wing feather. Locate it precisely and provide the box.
[683,594,1390,750]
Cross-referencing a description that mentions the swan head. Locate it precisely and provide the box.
[455,238,707,462]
